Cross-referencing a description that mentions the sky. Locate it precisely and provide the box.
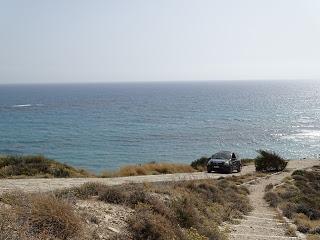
[0,0,320,84]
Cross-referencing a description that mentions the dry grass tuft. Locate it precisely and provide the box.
[285,225,297,237]
[101,162,197,177]
[307,235,320,240]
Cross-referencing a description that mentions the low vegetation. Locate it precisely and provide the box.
[0,192,83,240]
[190,156,210,170]
[0,155,197,178]
[255,150,288,172]
[101,162,196,177]
[0,150,280,178]
[0,150,279,179]
[241,158,255,166]
[0,155,91,178]
[63,177,252,239]
[1,175,253,240]
[264,166,320,237]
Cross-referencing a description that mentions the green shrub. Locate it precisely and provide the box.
[292,170,305,176]
[296,204,320,220]
[190,156,210,170]
[0,155,90,178]
[255,150,288,172]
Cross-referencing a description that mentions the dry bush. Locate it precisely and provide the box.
[173,195,201,228]
[264,191,281,207]
[187,181,223,203]
[98,186,128,204]
[101,162,196,177]
[146,196,174,219]
[281,202,298,219]
[265,183,273,192]
[128,204,185,240]
[0,192,83,240]
[17,194,82,239]
[56,182,104,200]
[126,186,151,206]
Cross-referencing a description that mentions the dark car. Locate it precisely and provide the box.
[207,151,241,173]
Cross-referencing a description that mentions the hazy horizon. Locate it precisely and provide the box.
[1,79,319,86]
[1,0,320,84]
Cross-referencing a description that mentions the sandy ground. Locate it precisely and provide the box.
[228,159,319,240]
[76,199,134,239]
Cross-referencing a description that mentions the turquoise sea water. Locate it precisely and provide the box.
[0,80,320,172]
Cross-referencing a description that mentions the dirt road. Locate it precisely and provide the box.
[0,165,256,193]
[0,160,318,194]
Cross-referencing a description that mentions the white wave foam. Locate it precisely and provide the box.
[12,103,44,108]
[12,104,32,108]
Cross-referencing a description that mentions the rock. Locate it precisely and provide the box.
[107,227,120,233]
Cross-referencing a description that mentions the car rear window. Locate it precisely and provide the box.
[212,152,231,159]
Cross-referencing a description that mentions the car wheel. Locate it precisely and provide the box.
[228,166,233,174]
[207,168,211,173]
[237,164,242,173]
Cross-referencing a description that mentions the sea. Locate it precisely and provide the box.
[0,80,320,172]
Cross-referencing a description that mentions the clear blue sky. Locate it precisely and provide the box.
[1,0,320,84]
